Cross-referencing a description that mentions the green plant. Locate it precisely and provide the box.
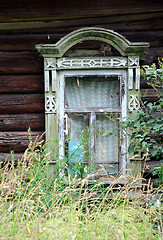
[0,133,162,239]
[122,59,163,185]
[141,58,163,96]
[123,99,163,160]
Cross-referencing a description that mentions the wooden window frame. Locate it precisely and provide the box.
[36,27,149,178]
[58,69,127,175]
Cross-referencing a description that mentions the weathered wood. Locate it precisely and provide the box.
[0,52,43,74]
[0,30,162,51]
[0,0,162,18]
[142,160,162,173]
[0,131,44,153]
[141,89,160,102]
[0,33,63,51]
[0,94,44,114]
[0,114,44,131]
[122,31,163,48]
[1,16,162,33]
[144,47,163,65]
[0,153,23,162]
[0,75,44,93]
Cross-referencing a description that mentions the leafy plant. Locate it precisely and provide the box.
[122,59,163,185]
[0,133,162,239]
[123,99,163,160]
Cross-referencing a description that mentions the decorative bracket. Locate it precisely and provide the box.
[45,95,56,113]
[128,94,140,111]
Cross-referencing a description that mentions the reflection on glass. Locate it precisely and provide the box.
[65,76,120,108]
[95,114,119,175]
[67,115,86,176]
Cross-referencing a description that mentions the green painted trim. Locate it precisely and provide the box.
[36,27,149,58]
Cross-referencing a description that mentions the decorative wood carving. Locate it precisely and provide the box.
[135,67,140,90]
[128,68,133,90]
[56,57,127,69]
[44,58,56,70]
[45,95,56,113]
[128,94,140,111]
[44,58,56,92]
[128,57,139,67]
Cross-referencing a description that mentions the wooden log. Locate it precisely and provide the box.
[142,160,162,173]
[0,153,23,162]
[0,12,162,33]
[0,30,162,51]
[0,131,44,153]
[0,52,43,74]
[141,89,161,102]
[0,75,44,93]
[122,31,163,48]
[0,33,63,51]
[1,16,162,34]
[0,114,44,131]
[143,47,163,65]
[0,0,162,18]
[0,94,44,114]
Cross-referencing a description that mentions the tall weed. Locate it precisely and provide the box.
[0,135,162,239]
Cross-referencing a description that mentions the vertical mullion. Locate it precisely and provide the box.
[89,112,96,164]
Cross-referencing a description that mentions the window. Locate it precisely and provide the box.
[36,27,149,178]
[58,69,127,176]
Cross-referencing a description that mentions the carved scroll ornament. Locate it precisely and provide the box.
[128,94,140,111]
[45,95,56,113]
[56,57,127,69]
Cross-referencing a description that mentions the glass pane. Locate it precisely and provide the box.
[68,115,86,142]
[65,76,120,108]
[95,114,119,175]
[67,115,87,176]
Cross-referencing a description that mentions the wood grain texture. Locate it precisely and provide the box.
[142,160,162,173]
[141,89,161,102]
[0,114,44,131]
[0,30,162,51]
[0,94,44,114]
[0,153,23,162]
[0,52,43,74]
[0,15,162,33]
[0,131,44,153]
[144,47,163,65]
[0,0,162,18]
[0,75,44,93]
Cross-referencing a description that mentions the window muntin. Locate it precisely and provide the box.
[60,71,125,176]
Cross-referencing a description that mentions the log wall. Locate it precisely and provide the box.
[0,0,162,177]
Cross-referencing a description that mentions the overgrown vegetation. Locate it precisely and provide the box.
[0,135,162,239]
[122,59,163,186]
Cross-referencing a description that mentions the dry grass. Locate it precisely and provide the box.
[0,136,162,239]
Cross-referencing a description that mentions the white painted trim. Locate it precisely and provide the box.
[56,57,128,69]
[58,69,127,175]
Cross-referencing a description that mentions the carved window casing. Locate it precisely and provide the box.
[36,27,149,178]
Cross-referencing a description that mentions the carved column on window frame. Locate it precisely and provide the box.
[44,58,57,92]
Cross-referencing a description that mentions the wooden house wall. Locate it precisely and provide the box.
[0,0,162,178]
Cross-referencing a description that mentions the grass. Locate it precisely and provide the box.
[0,136,162,240]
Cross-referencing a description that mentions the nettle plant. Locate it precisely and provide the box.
[122,59,163,184]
